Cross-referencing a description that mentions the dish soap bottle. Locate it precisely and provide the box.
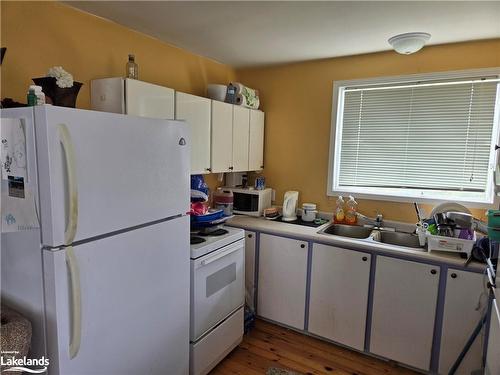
[126,54,138,79]
[334,196,345,224]
[345,195,358,225]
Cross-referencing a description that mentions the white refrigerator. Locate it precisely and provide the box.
[1,105,190,374]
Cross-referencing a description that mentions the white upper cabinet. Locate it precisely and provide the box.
[175,92,212,174]
[439,269,485,375]
[125,79,174,119]
[370,256,439,371]
[211,100,233,173]
[232,106,250,172]
[248,110,265,171]
[308,244,371,351]
[211,103,265,174]
[91,78,174,120]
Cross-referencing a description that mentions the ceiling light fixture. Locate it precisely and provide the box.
[388,32,431,55]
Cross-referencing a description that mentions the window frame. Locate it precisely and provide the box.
[327,68,500,207]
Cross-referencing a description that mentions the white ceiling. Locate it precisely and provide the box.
[66,1,500,68]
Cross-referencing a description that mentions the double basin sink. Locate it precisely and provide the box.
[319,223,424,250]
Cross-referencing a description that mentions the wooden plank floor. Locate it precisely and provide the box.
[210,319,419,375]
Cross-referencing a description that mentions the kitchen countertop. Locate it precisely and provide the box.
[227,215,486,272]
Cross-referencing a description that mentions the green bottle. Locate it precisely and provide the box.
[27,88,37,106]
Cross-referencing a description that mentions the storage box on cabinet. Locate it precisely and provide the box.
[308,244,371,350]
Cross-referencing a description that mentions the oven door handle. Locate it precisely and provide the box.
[200,242,243,267]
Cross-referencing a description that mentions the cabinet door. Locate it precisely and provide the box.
[258,234,308,329]
[175,92,211,174]
[308,244,371,350]
[370,256,439,371]
[211,100,233,173]
[439,270,485,375]
[485,290,500,375]
[125,79,175,119]
[245,231,257,310]
[232,106,250,172]
[248,110,265,171]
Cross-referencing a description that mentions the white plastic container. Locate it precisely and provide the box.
[302,203,317,222]
[426,233,475,256]
[207,84,227,102]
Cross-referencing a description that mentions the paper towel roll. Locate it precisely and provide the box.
[207,84,227,101]
[228,82,260,109]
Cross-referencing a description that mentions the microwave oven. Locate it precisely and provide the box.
[225,187,272,217]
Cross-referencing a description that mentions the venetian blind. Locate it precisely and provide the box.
[337,79,498,193]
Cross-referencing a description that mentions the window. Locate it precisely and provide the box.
[328,69,500,206]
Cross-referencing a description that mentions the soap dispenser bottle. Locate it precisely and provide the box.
[345,195,358,225]
[334,196,345,224]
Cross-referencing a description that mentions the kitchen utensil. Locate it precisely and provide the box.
[437,224,454,237]
[434,213,449,225]
[282,191,299,222]
[302,203,317,222]
[446,211,473,228]
[430,202,471,217]
[414,202,422,223]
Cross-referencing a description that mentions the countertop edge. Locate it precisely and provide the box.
[227,216,486,272]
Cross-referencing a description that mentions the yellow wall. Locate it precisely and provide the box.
[1,2,499,221]
[238,39,500,222]
[0,0,236,188]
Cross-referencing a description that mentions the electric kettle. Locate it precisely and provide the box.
[282,191,299,221]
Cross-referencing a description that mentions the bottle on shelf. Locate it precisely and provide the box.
[27,88,37,106]
[126,54,138,79]
[334,195,345,224]
[345,195,358,225]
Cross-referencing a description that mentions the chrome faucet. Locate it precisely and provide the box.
[357,212,384,228]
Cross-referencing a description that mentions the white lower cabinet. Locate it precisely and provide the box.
[370,256,440,371]
[308,244,371,350]
[257,234,308,330]
[244,231,256,310]
[439,269,485,375]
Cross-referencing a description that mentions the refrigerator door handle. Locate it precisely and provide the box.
[65,246,82,359]
[59,124,81,359]
[58,124,79,245]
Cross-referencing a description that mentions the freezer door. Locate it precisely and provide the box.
[34,105,189,247]
[43,216,189,375]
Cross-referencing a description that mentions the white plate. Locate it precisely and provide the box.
[429,202,471,217]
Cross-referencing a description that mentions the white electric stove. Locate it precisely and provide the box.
[189,225,245,375]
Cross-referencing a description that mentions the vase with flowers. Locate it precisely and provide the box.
[33,66,82,108]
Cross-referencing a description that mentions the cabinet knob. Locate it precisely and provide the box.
[362,256,368,262]
[205,167,212,172]
[248,234,253,238]
[229,166,234,170]
[300,244,306,248]
[260,165,264,169]
[430,269,437,275]
[451,273,457,279]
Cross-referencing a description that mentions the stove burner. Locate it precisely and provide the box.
[198,228,229,237]
[190,236,206,245]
